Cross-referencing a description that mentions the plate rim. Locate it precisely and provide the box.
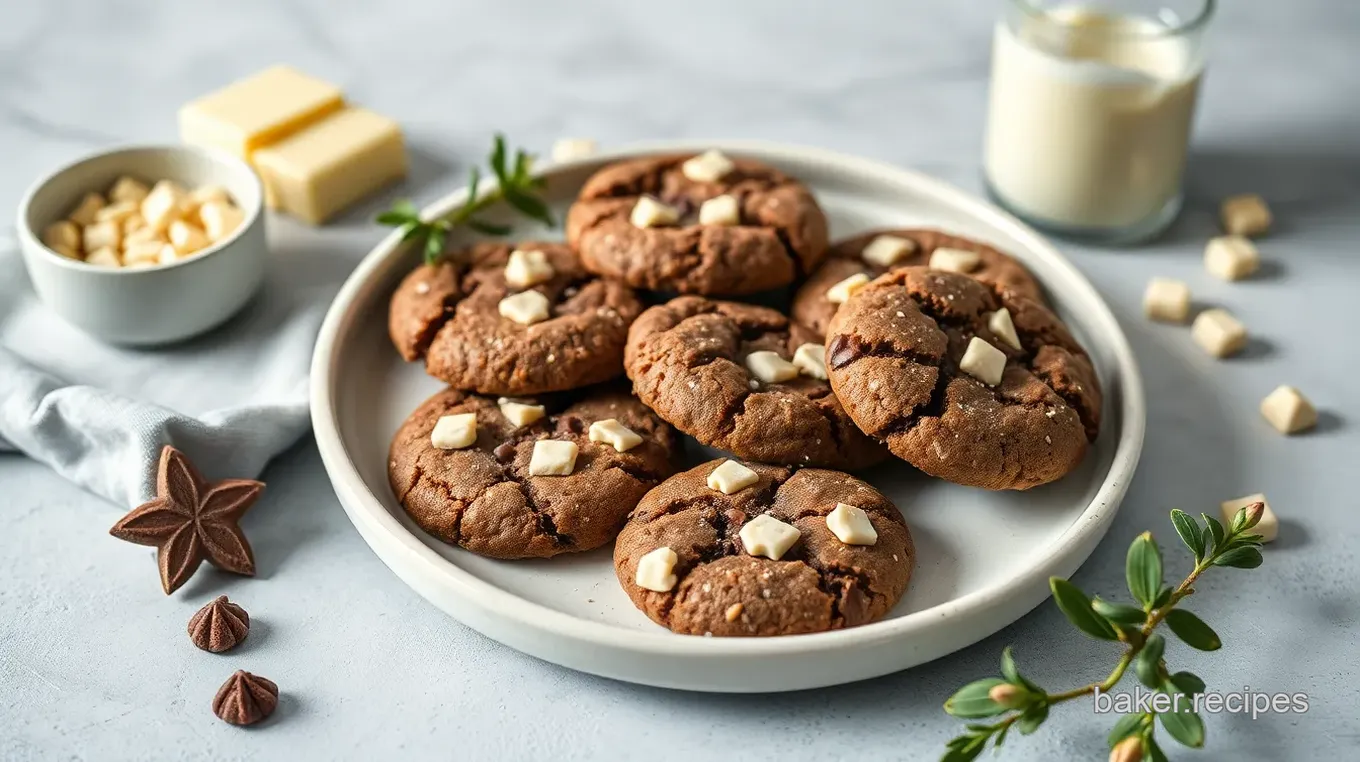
[310,139,1147,666]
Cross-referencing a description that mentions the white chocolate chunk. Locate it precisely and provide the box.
[1192,308,1247,358]
[682,149,735,183]
[589,418,643,453]
[1260,385,1316,435]
[430,413,477,449]
[929,247,981,273]
[698,194,740,226]
[68,192,106,226]
[122,214,147,235]
[1204,235,1260,281]
[42,221,80,253]
[158,244,181,265]
[81,221,121,253]
[825,272,870,304]
[1220,194,1272,237]
[1142,277,1192,323]
[49,244,79,259]
[551,137,597,162]
[123,226,164,250]
[960,336,1006,386]
[504,249,555,289]
[95,201,139,225]
[198,201,244,241]
[635,546,678,592]
[707,459,759,495]
[140,180,187,232]
[630,195,679,228]
[497,398,546,427]
[1220,493,1278,542]
[186,184,230,212]
[122,240,165,265]
[498,290,552,325]
[529,439,578,476]
[108,176,150,205]
[168,220,210,255]
[739,514,801,561]
[826,503,878,546]
[745,351,798,384]
[84,246,120,267]
[792,343,827,380]
[987,308,1022,351]
[861,235,916,268]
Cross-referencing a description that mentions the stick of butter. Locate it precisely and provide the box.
[179,65,344,157]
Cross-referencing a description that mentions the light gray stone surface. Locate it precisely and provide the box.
[1,1,1356,759]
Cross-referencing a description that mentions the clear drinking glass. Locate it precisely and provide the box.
[983,0,1215,244]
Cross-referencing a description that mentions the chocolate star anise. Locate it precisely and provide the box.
[109,446,264,595]
[212,670,279,726]
[188,595,250,653]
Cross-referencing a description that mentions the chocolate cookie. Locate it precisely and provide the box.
[614,459,913,636]
[388,386,679,559]
[792,229,1046,338]
[826,267,1101,491]
[388,241,643,395]
[565,152,829,295]
[625,296,888,470]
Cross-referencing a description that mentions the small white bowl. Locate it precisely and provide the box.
[16,144,267,346]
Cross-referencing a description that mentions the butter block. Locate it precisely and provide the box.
[252,107,407,224]
[179,65,344,157]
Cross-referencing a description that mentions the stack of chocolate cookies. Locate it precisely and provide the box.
[386,151,1102,638]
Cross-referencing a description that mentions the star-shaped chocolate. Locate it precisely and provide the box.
[109,446,264,595]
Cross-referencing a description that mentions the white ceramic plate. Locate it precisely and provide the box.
[311,141,1145,693]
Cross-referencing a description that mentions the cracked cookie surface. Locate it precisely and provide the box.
[614,459,913,636]
[826,267,1101,491]
[565,154,829,295]
[388,241,643,395]
[389,386,679,559]
[625,296,888,470]
[792,229,1047,338]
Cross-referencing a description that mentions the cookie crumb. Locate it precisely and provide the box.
[761,588,772,599]
[415,281,431,295]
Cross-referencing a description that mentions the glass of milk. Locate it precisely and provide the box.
[983,0,1214,244]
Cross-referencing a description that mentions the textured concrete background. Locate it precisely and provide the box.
[1,0,1357,759]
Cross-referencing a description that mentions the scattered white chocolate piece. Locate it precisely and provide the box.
[157,244,181,265]
[698,194,740,226]
[630,195,679,228]
[122,240,165,266]
[122,214,147,235]
[929,247,981,273]
[739,514,801,561]
[431,413,477,450]
[95,201,139,225]
[67,192,106,226]
[1259,385,1316,435]
[1142,277,1192,323]
[529,439,578,476]
[861,235,916,268]
[745,351,798,385]
[42,221,80,253]
[825,272,870,304]
[707,459,759,495]
[84,246,120,267]
[1192,308,1247,358]
[140,180,186,232]
[504,249,555,289]
[108,176,150,205]
[1220,194,1272,237]
[1204,235,1260,281]
[498,290,552,325]
[551,137,598,163]
[81,221,121,253]
[682,149,735,183]
[168,220,210,255]
[1220,493,1278,542]
[987,308,1022,351]
[198,200,244,242]
[960,336,1007,386]
[792,343,827,380]
[826,503,878,546]
[635,547,678,592]
[589,418,643,453]
[497,398,546,427]
[185,185,230,214]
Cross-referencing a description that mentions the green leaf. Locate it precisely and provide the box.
[376,199,419,225]
[1158,705,1205,748]
[489,133,508,180]
[467,165,482,202]
[398,221,427,243]
[1134,633,1165,688]
[1107,713,1146,748]
[1213,546,1263,569]
[999,646,1020,684]
[376,210,416,226]
[1164,609,1221,651]
[993,721,1010,748]
[1167,671,1206,696]
[1144,735,1170,762]
[423,226,447,264]
[1169,510,1204,560]
[1151,587,1173,610]
[1017,703,1048,735]
[943,679,1008,718]
[502,185,555,226]
[1050,578,1118,641]
[1126,532,1163,609]
[467,218,513,236]
[1092,597,1148,625]
[1230,533,1264,548]
[512,148,533,184]
[1201,514,1226,556]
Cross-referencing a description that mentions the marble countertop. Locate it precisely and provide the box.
[2,1,1357,759]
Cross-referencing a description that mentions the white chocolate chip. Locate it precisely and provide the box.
[168,220,210,255]
[122,214,147,235]
[551,137,598,163]
[987,308,1022,351]
[529,439,578,476]
[1143,278,1192,323]
[630,195,679,228]
[826,503,878,546]
[739,514,801,561]
[707,459,759,495]
[1192,308,1247,358]
[504,249,555,289]
[498,290,552,325]
[67,192,106,226]
[960,336,1006,386]
[698,194,740,226]
[431,413,477,450]
[186,184,230,212]
[825,272,870,304]
[81,221,121,253]
[497,398,546,427]
[682,149,735,183]
[42,221,80,253]
[745,351,798,385]
[199,201,244,242]
[792,343,827,380]
[929,247,981,273]
[1220,194,1271,237]
[1204,235,1260,281]
[589,418,643,452]
[635,547,678,592]
[1220,493,1278,542]
[49,243,79,260]
[157,244,181,265]
[108,176,150,205]
[1259,385,1316,435]
[84,246,120,267]
[861,235,917,268]
[140,180,186,232]
[122,240,164,266]
[95,201,139,224]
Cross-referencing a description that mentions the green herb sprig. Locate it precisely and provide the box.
[941,503,1267,762]
[376,134,554,264]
